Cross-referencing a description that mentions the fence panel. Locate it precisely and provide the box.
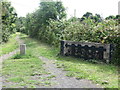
[60,40,114,63]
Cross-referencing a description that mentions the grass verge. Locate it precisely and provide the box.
[0,33,19,56]
[20,33,119,88]
[2,33,55,88]
[2,54,50,88]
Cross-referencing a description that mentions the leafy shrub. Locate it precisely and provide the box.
[44,19,70,46]
[111,36,120,65]
[2,1,17,42]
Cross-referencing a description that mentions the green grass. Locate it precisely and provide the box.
[2,52,53,88]
[20,33,119,88]
[0,33,19,56]
[8,77,25,83]
[2,33,55,88]
[56,58,118,88]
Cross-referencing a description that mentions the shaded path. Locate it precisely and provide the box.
[0,35,24,89]
[39,56,103,88]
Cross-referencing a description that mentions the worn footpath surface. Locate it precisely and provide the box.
[0,35,103,88]
[0,35,24,89]
[39,56,103,88]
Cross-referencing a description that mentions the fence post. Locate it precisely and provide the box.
[103,44,110,63]
[60,41,64,55]
[20,44,26,55]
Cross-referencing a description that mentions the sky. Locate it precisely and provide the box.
[9,0,120,18]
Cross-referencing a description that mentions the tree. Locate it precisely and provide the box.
[80,12,93,21]
[23,1,67,38]
[1,0,17,42]
[15,17,26,33]
[115,15,120,24]
[80,12,102,23]
[37,1,66,24]
[92,14,103,23]
[115,15,120,19]
[83,12,93,18]
[105,15,115,20]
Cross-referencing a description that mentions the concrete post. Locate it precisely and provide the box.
[20,44,26,55]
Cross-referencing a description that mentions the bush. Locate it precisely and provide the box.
[2,1,17,42]
[111,37,120,65]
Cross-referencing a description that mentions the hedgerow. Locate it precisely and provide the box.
[16,1,120,65]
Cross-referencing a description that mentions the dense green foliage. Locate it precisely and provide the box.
[80,12,103,23]
[105,15,120,20]
[15,17,26,33]
[16,1,120,65]
[1,0,17,43]
[19,1,66,38]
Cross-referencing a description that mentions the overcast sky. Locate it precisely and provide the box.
[9,0,119,18]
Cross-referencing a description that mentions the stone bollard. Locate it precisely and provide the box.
[20,44,26,55]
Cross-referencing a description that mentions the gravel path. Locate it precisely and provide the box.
[39,56,103,88]
[0,35,24,89]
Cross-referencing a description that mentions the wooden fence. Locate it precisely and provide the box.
[60,40,114,63]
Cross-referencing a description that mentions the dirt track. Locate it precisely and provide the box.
[0,35,24,89]
[39,56,103,88]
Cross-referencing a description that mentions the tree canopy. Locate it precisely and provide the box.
[19,1,67,37]
[80,12,103,23]
[1,0,17,42]
[37,1,66,24]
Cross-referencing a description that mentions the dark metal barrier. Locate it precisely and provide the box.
[60,40,114,63]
